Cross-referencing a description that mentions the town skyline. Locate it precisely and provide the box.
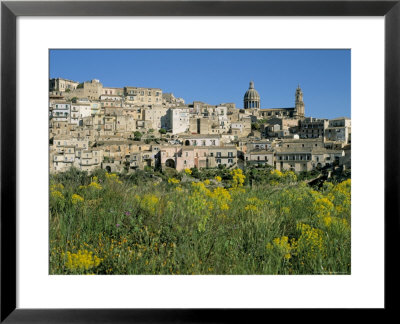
[50,49,351,119]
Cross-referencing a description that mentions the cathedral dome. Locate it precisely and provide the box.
[244,81,260,108]
[244,81,260,100]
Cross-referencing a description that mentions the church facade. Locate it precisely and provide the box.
[243,81,305,119]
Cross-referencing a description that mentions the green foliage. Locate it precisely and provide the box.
[297,170,321,181]
[251,118,270,131]
[159,128,167,134]
[133,131,142,141]
[190,167,200,179]
[50,170,351,275]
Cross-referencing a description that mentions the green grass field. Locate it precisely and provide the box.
[49,167,351,275]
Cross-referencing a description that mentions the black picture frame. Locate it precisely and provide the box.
[1,0,399,322]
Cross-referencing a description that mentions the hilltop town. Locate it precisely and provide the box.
[49,78,351,175]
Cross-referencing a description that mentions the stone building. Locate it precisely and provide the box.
[163,93,185,107]
[129,145,161,171]
[245,149,274,167]
[50,101,71,122]
[207,145,237,168]
[275,147,313,172]
[100,94,123,108]
[188,103,230,134]
[230,119,252,137]
[143,106,168,130]
[102,87,124,96]
[160,145,237,171]
[180,134,221,147]
[49,78,79,92]
[79,149,104,173]
[63,79,103,101]
[299,117,329,139]
[50,120,71,137]
[124,86,162,106]
[274,137,345,172]
[166,107,190,134]
[324,117,351,144]
[261,117,299,138]
[311,149,345,169]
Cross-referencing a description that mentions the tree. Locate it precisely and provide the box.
[133,131,142,141]
[159,128,167,135]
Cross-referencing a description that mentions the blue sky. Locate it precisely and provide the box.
[50,49,350,119]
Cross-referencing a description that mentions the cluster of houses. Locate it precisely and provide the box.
[49,78,351,174]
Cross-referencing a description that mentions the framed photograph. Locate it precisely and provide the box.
[1,0,398,322]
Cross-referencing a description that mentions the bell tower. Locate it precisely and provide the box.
[294,85,305,118]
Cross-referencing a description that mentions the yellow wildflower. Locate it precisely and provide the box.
[62,249,102,271]
[230,168,245,188]
[50,190,64,200]
[88,181,102,190]
[168,177,180,184]
[71,194,84,204]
